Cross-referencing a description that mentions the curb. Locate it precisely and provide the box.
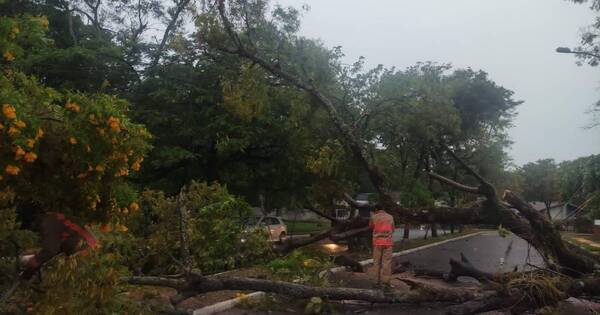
[192,292,265,315]
[192,231,484,315]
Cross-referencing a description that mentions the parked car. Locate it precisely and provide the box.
[243,216,288,243]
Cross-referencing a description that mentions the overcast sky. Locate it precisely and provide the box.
[275,0,600,166]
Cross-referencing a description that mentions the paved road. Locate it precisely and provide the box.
[394,231,545,273]
[215,232,548,315]
[392,228,451,241]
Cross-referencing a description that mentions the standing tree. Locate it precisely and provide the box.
[519,159,561,220]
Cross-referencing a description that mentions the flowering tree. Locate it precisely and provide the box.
[0,14,150,219]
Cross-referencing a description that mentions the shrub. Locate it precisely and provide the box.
[132,181,271,274]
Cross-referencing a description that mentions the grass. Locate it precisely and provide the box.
[285,220,329,235]
[562,232,600,253]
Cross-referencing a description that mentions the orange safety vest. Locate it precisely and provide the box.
[369,210,394,247]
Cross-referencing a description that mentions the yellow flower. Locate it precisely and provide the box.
[26,138,35,148]
[14,146,25,160]
[24,152,37,163]
[107,116,121,133]
[35,128,44,139]
[114,168,129,177]
[116,224,128,232]
[5,165,20,175]
[2,104,16,120]
[129,202,140,212]
[69,137,77,145]
[8,127,20,137]
[95,165,105,173]
[3,51,15,62]
[65,101,81,113]
[131,161,141,171]
[14,120,26,129]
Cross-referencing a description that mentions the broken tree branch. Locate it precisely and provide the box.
[442,145,487,186]
[503,190,596,275]
[428,172,481,194]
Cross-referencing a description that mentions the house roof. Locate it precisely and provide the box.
[529,201,563,211]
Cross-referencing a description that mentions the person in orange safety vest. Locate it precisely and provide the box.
[369,204,394,287]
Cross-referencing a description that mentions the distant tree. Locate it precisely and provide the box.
[519,159,561,219]
[565,0,600,126]
[559,154,600,218]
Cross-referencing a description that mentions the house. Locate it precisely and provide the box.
[530,202,579,220]
[354,192,402,218]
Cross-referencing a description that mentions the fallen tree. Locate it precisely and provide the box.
[128,271,479,305]
[125,1,600,314]
[206,0,596,275]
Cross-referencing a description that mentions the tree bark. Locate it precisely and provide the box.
[503,190,595,275]
[149,0,191,69]
[177,187,192,273]
[128,273,479,304]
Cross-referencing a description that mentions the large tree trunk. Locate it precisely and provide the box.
[128,273,478,305]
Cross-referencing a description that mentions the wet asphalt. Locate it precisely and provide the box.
[394,232,545,274]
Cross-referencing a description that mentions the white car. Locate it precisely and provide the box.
[244,216,288,242]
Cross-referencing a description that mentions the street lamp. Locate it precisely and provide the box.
[556,46,600,59]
